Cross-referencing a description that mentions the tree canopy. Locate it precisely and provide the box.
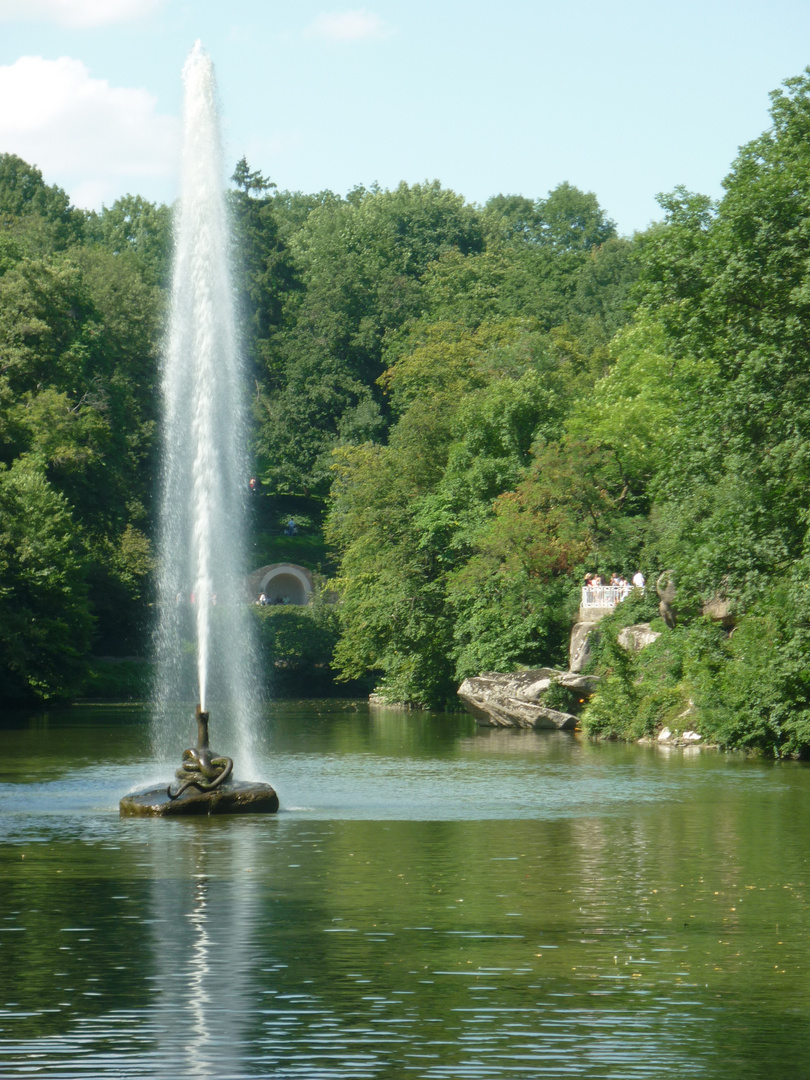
[10,64,810,748]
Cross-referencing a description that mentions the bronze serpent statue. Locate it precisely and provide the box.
[167,704,233,799]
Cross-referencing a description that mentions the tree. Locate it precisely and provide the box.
[476,185,627,334]
[631,70,810,602]
[229,159,299,391]
[0,153,84,251]
[566,316,697,506]
[483,182,616,252]
[0,191,162,661]
[570,236,638,343]
[232,157,275,197]
[326,322,584,704]
[482,193,544,243]
[0,459,91,701]
[86,194,172,287]
[255,181,483,494]
[538,182,616,252]
[254,351,383,496]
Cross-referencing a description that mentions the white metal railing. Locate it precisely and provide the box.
[581,584,633,609]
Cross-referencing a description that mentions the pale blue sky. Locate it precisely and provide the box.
[1,0,809,234]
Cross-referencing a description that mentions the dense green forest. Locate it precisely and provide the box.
[4,69,810,754]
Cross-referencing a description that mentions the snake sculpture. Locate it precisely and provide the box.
[167,705,234,800]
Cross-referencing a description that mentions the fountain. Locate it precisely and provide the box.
[120,701,277,815]
[120,43,278,817]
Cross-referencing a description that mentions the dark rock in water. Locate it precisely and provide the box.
[120,780,279,817]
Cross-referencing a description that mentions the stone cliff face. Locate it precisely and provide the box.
[457,669,599,729]
[569,622,594,673]
[569,602,611,672]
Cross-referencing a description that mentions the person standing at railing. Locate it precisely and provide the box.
[632,571,645,591]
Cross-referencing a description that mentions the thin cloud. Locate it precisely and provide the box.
[0,0,165,28]
[305,9,393,43]
[244,132,304,163]
[0,56,179,208]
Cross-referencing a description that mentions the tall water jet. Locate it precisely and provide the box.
[121,42,277,816]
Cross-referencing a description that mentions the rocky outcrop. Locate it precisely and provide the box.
[617,623,661,652]
[702,595,735,628]
[458,669,599,730]
[657,726,702,745]
[569,599,616,672]
[569,622,595,672]
[642,725,706,750]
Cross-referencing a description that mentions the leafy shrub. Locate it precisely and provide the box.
[695,576,810,757]
[252,595,357,696]
[79,657,153,700]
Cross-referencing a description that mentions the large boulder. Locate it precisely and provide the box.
[702,595,735,628]
[617,623,661,652]
[458,669,599,730]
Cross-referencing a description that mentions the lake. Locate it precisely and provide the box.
[1,700,808,1079]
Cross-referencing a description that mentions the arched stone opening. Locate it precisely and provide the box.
[249,563,314,606]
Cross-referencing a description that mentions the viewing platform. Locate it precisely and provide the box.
[581,584,630,609]
[578,583,640,623]
[571,581,641,671]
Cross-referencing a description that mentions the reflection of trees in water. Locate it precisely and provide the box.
[1,862,153,1041]
[235,818,743,1075]
[248,805,810,1074]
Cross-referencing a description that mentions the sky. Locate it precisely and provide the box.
[1,0,810,235]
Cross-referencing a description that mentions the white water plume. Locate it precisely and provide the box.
[153,41,259,771]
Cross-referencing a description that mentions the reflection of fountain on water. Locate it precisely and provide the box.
[143,826,267,1076]
[121,42,277,815]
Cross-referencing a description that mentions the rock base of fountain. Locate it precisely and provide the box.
[120,779,279,817]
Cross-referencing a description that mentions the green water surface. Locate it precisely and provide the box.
[0,701,808,1078]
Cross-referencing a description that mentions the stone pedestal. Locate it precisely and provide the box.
[120,780,279,817]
